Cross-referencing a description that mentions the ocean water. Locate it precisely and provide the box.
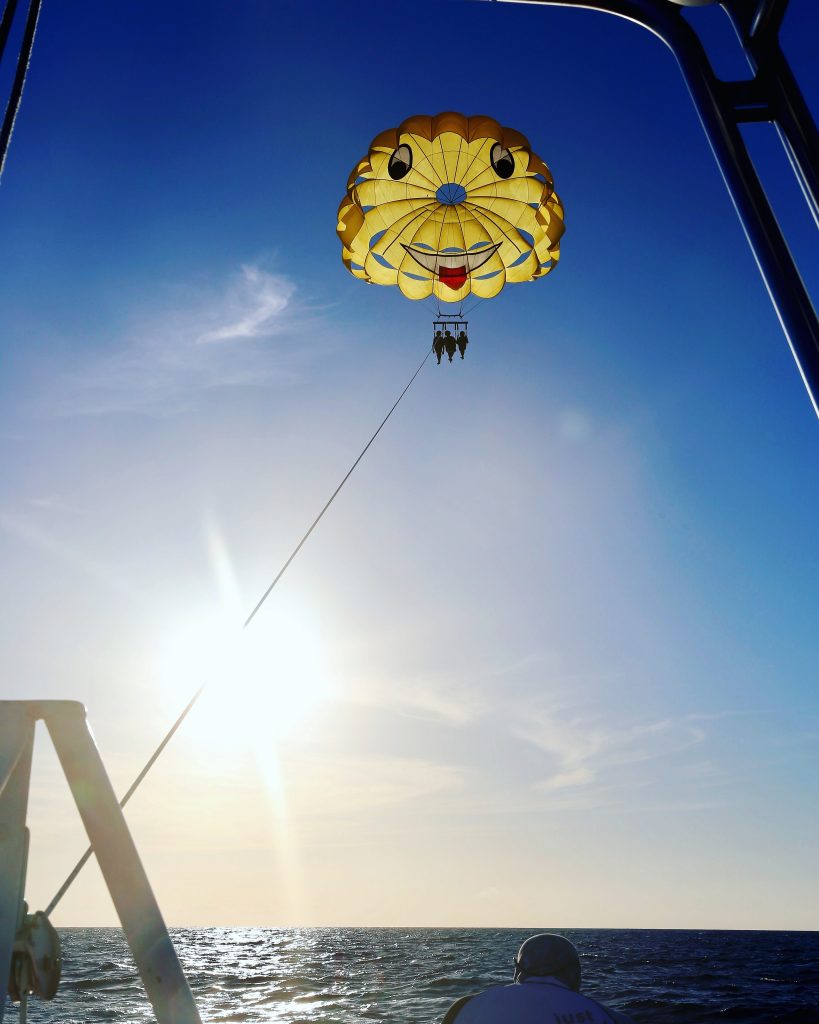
[7,927,819,1024]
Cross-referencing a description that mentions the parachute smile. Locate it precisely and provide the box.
[337,113,565,301]
[402,243,501,290]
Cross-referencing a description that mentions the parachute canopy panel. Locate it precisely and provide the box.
[337,112,565,303]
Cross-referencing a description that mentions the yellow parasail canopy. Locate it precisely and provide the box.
[337,112,564,303]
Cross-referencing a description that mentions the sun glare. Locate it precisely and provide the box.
[155,602,335,750]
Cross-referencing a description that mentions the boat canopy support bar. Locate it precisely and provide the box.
[493,0,819,418]
[0,701,202,1024]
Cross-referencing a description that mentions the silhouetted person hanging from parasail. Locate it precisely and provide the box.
[444,330,457,363]
[433,330,445,364]
[456,330,468,359]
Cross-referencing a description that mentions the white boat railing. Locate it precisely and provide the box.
[0,701,201,1024]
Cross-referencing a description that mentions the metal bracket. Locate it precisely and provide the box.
[721,79,773,123]
[0,702,201,1024]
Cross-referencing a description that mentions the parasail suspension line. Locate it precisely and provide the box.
[45,345,433,916]
[242,346,432,629]
[43,685,204,918]
[460,294,485,319]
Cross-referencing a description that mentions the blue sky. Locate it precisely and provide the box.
[0,0,817,928]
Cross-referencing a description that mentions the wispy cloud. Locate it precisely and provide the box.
[43,263,321,417]
[196,264,295,344]
[348,671,490,726]
[513,702,710,801]
[284,755,468,816]
[0,507,143,602]
[540,765,596,791]
[504,704,817,814]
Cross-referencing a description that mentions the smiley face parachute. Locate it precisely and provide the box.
[337,112,564,304]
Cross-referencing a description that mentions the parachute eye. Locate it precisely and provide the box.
[490,143,514,179]
[388,144,413,180]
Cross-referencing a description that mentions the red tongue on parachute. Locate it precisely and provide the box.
[439,265,467,290]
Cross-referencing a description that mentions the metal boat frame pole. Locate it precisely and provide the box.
[0,706,32,1023]
[0,701,202,1024]
[495,0,819,417]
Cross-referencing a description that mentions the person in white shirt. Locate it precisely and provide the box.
[441,933,636,1024]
